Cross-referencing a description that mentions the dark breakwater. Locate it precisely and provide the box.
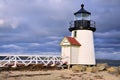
[96,59,120,66]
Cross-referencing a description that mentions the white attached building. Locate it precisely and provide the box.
[60,37,81,64]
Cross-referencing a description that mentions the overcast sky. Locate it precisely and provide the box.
[0,0,120,60]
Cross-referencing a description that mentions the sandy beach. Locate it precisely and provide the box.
[0,69,120,80]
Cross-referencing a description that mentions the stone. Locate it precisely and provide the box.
[79,65,87,72]
[97,63,109,71]
[107,67,119,74]
[71,65,86,72]
[72,65,80,72]
[86,67,93,72]
[94,75,103,79]
[91,67,99,73]
[86,66,98,73]
[118,66,120,74]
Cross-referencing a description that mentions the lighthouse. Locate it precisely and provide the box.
[60,4,96,65]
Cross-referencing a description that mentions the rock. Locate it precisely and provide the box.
[71,65,86,72]
[72,65,80,72]
[79,65,86,72]
[86,67,92,72]
[97,63,109,71]
[91,67,99,73]
[107,67,119,74]
[86,66,98,73]
[94,75,103,79]
[118,66,120,74]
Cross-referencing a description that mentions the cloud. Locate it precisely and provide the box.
[0,0,120,59]
[0,19,5,25]
[92,0,120,6]
[47,36,62,40]
[1,44,23,49]
[0,18,20,29]
[0,52,60,55]
[29,43,41,47]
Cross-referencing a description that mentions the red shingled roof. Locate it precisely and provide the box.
[66,37,81,46]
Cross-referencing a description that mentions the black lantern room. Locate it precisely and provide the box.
[69,4,96,32]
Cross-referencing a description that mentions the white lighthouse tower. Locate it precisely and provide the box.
[60,4,96,65]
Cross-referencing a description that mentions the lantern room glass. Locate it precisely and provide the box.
[74,13,90,21]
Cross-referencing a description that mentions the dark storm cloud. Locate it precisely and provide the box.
[0,0,120,59]
[88,0,120,59]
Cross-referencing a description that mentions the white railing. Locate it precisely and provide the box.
[0,55,68,67]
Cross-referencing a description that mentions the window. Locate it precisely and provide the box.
[74,31,77,37]
[74,14,82,20]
